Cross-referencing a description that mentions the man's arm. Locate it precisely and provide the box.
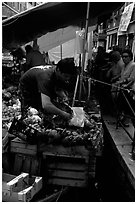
[41,93,71,120]
[111,74,121,83]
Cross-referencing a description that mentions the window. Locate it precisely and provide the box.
[118,35,126,49]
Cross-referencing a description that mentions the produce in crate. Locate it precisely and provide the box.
[3,84,103,151]
[6,94,103,151]
[2,86,21,129]
[8,110,103,152]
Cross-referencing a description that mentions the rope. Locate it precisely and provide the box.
[83,76,134,114]
[82,75,135,145]
[83,75,131,92]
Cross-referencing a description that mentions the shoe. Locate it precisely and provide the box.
[121,121,129,127]
[118,112,130,127]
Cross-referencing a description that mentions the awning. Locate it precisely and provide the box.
[37,25,96,52]
[107,27,118,35]
[2,2,124,49]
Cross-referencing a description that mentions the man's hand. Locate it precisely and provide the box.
[41,93,72,120]
[115,80,123,85]
[56,90,68,102]
[121,84,128,88]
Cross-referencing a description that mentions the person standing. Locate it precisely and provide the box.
[25,45,45,71]
[114,49,135,126]
[107,51,124,83]
[117,49,135,89]
[104,51,124,115]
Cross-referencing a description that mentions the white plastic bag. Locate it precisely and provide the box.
[69,107,85,127]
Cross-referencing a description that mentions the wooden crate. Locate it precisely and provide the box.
[10,137,41,176]
[10,137,37,156]
[2,173,42,202]
[2,129,15,153]
[10,138,97,186]
[43,145,96,187]
[12,153,42,176]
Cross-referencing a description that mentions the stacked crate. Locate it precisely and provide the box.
[10,137,41,176]
[10,137,97,187]
[42,145,96,187]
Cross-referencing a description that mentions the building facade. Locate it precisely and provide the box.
[2,2,42,19]
[106,2,135,53]
[94,2,135,57]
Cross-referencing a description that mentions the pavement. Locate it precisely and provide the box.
[102,114,135,190]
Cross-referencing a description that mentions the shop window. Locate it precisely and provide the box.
[118,35,126,50]
[128,34,134,49]
[112,33,117,47]
[108,35,112,49]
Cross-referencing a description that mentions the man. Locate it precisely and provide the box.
[20,58,76,120]
[117,49,135,88]
[25,45,45,71]
[106,51,124,114]
[107,51,124,83]
[114,49,135,126]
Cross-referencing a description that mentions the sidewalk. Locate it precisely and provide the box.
[102,114,135,190]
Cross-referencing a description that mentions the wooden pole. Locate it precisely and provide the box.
[79,2,90,101]
[72,75,79,107]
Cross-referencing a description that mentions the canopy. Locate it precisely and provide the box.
[37,25,96,52]
[2,2,124,49]
[39,25,95,64]
[48,39,77,64]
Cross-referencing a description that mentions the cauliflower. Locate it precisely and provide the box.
[28,107,38,116]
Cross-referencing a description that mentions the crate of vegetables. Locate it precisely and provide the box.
[10,104,104,186]
[41,107,103,187]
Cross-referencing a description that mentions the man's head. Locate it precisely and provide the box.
[56,58,76,84]
[122,49,133,65]
[97,46,104,53]
[25,45,33,54]
[110,51,121,63]
[112,45,122,53]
